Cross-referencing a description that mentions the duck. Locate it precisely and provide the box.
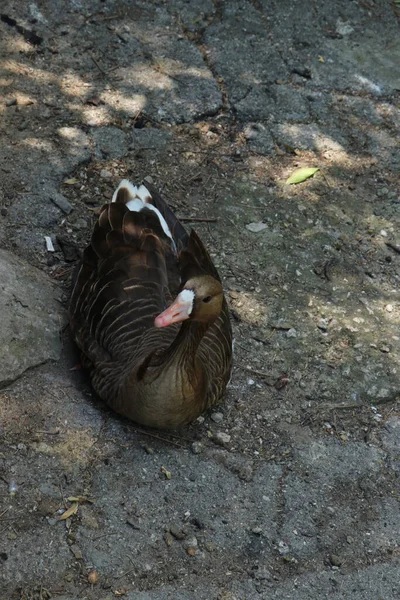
[69,179,232,429]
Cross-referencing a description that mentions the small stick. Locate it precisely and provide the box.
[386,241,400,254]
[186,171,202,183]
[89,52,108,77]
[131,428,186,448]
[91,531,120,542]
[179,217,217,223]
[0,507,10,519]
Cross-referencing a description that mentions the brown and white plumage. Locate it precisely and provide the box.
[69,180,232,429]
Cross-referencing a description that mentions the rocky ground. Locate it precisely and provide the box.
[0,1,399,599]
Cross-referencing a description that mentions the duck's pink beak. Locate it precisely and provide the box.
[154,290,194,328]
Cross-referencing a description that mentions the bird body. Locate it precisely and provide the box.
[69,180,232,429]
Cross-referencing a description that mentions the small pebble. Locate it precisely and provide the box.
[144,444,154,455]
[252,527,262,535]
[385,304,394,312]
[286,328,297,338]
[318,319,328,331]
[73,218,88,230]
[169,525,186,540]
[211,412,223,423]
[330,554,342,567]
[214,432,231,446]
[183,536,198,550]
[204,540,217,552]
[70,544,82,560]
[191,441,203,455]
[380,229,388,237]
[380,345,390,353]
[100,169,113,179]
[278,540,290,555]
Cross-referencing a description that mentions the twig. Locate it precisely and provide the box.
[239,365,276,384]
[114,567,136,580]
[179,217,217,223]
[131,428,186,448]
[91,531,120,542]
[386,241,400,254]
[186,171,202,183]
[95,13,123,22]
[52,267,74,279]
[0,506,10,520]
[89,52,108,77]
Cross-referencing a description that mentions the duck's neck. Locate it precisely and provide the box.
[164,319,209,370]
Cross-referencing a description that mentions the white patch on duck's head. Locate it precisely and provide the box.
[178,289,195,315]
[111,179,176,251]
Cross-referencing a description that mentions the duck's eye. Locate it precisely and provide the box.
[203,296,212,303]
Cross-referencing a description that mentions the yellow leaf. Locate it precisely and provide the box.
[67,496,93,503]
[318,56,325,63]
[286,167,319,185]
[161,465,172,480]
[59,502,79,520]
[63,177,79,185]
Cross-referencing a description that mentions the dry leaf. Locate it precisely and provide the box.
[245,222,268,233]
[59,502,79,520]
[318,56,325,63]
[67,496,93,503]
[286,167,319,185]
[161,466,172,480]
[88,569,99,584]
[63,177,79,185]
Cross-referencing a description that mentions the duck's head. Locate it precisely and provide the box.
[154,275,223,328]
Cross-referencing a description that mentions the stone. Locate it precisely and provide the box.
[236,85,309,122]
[211,412,224,423]
[244,123,275,155]
[0,249,63,384]
[214,432,231,446]
[50,192,73,214]
[91,127,129,159]
[169,525,186,540]
[130,128,172,153]
[191,442,203,455]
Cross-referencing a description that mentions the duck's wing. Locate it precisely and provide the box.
[69,182,183,371]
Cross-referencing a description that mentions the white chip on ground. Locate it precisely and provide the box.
[45,236,55,252]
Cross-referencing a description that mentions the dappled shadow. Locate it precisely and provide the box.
[0,0,399,468]
[1,0,400,596]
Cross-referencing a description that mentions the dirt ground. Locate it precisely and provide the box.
[0,1,399,599]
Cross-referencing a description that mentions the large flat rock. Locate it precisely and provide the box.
[0,249,63,384]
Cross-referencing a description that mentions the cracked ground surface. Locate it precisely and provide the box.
[0,1,400,598]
